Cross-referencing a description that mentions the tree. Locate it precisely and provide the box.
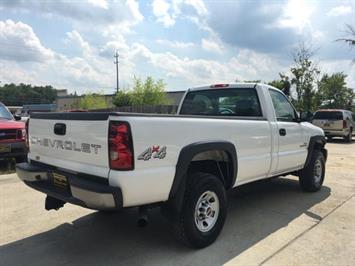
[268,73,291,96]
[113,90,133,107]
[79,93,108,110]
[290,43,320,111]
[317,73,354,109]
[0,83,57,105]
[337,24,355,56]
[113,76,170,107]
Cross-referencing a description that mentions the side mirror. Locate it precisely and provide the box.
[298,111,312,122]
[14,115,22,121]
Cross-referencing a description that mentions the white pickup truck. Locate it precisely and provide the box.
[17,83,327,248]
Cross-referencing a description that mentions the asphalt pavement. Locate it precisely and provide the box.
[0,139,354,265]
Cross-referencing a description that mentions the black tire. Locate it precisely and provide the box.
[172,172,227,248]
[299,151,325,192]
[15,156,27,163]
[345,129,352,143]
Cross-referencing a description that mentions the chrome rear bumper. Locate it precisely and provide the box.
[16,162,122,210]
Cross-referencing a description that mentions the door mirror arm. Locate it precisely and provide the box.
[14,115,22,121]
[298,111,313,123]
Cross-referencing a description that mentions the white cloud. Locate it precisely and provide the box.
[66,30,92,54]
[130,43,285,87]
[327,5,352,17]
[201,38,223,54]
[99,40,129,58]
[277,0,315,32]
[0,21,122,92]
[0,0,143,30]
[152,0,208,28]
[184,0,208,16]
[87,0,108,9]
[0,19,289,93]
[0,20,53,62]
[156,39,195,49]
[152,0,175,27]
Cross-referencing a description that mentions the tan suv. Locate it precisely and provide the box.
[312,109,354,142]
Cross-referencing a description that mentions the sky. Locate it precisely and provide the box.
[0,0,354,94]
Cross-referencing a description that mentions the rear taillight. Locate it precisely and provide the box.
[109,121,134,170]
[210,84,229,88]
[25,119,29,150]
[343,120,347,129]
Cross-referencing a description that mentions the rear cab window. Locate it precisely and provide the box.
[179,88,263,117]
[313,111,343,120]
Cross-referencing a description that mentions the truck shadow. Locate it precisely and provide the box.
[0,177,330,266]
[326,137,354,145]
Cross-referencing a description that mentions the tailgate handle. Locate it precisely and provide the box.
[54,123,66,135]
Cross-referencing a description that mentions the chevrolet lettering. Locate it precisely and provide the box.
[30,137,102,154]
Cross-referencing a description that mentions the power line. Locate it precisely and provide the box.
[114,51,119,93]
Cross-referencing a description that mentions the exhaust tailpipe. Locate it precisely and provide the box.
[45,196,65,211]
[137,206,148,227]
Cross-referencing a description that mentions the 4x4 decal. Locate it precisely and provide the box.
[138,145,167,161]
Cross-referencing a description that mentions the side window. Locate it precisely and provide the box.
[269,89,296,122]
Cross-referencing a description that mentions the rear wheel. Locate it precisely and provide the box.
[299,151,325,192]
[345,129,352,143]
[172,172,227,248]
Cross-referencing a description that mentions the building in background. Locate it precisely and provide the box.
[22,104,57,113]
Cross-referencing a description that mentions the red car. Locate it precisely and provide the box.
[0,102,27,162]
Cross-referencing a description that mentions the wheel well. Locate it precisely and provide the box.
[166,141,237,214]
[187,150,234,189]
[314,141,327,162]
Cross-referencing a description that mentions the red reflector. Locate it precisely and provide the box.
[211,84,229,88]
[109,121,134,170]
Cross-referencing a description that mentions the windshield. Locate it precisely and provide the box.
[180,88,262,117]
[0,105,14,120]
[313,111,343,120]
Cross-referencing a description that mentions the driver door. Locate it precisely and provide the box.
[269,89,307,174]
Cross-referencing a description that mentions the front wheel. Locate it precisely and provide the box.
[299,151,325,192]
[172,172,227,248]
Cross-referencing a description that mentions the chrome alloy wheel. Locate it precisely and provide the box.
[313,159,322,184]
[194,191,219,232]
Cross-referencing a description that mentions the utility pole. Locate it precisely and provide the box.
[114,51,119,93]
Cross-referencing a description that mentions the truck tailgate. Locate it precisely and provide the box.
[312,119,343,131]
[28,116,109,178]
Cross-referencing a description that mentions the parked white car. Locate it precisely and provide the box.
[16,83,327,248]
